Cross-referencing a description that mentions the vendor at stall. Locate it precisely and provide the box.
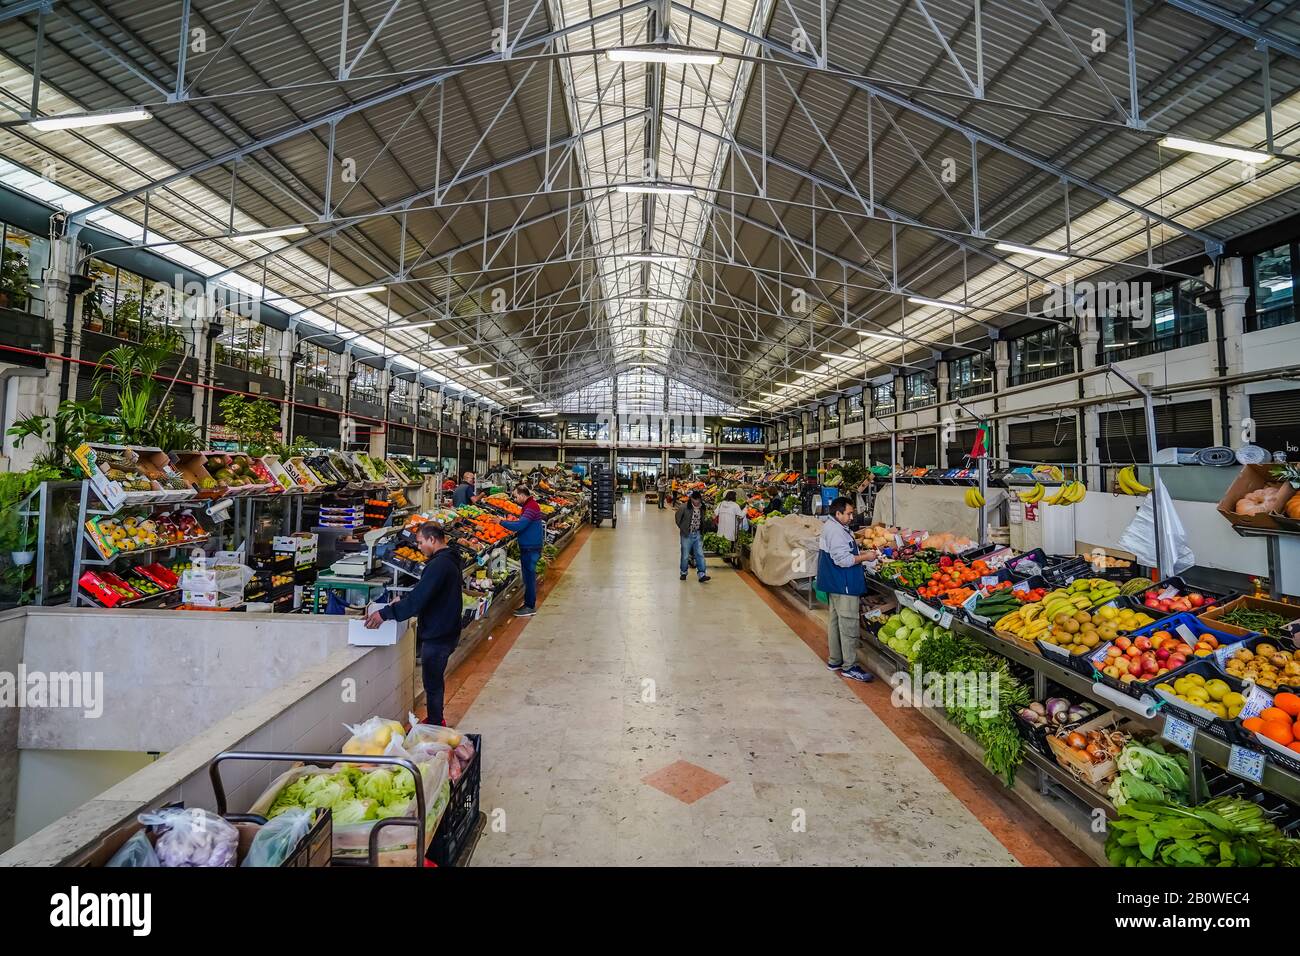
[365,521,462,725]
[453,471,481,507]
[818,497,873,683]
[500,483,545,618]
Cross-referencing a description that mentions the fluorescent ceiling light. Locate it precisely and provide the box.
[430,345,467,354]
[859,330,907,341]
[324,285,386,299]
[821,352,855,362]
[759,392,781,399]
[607,48,722,66]
[993,241,1070,262]
[537,412,557,418]
[615,182,695,196]
[29,108,152,132]
[231,225,309,243]
[722,416,743,422]
[1159,136,1270,164]
[907,296,968,312]
[393,320,438,330]
[461,363,491,371]
[622,297,675,304]
[737,405,760,412]
[500,387,524,393]
[619,253,684,262]
[479,376,508,383]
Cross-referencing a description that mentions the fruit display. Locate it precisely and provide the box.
[876,608,952,662]
[1221,641,1300,691]
[78,570,144,607]
[1138,585,1218,615]
[914,557,994,601]
[1241,691,1300,754]
[1234,482,1288,516]
[1115,465,1151,496]
[1154,670,1245,720]
[1034,602,1157,657]
[1097,625,1213,685]
[485,495,522,516]
[920,531,975,554]
[963,487,985,509]
[467,514,510,545]
[394,545,426,564]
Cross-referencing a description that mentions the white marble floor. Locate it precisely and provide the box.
[464,495,1017,866]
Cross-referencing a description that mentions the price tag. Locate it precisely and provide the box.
[1240,684,1273,719]
[1157,586,1179,600]
[1213,644,1237,669]
[1161,714,1197,751]
[894,534,903,549]
[1064,576,1076,586]
[1175,623,1197,644]
[939,610,954,630]
[893,590,914,610]
[962,592,979,616]
[1012,580,1030,594]
[1227,744,1266,784]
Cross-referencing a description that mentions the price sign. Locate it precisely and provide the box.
[893,590,914,610]
[1175,623,1197,644]
[1161,714,1197,751]
[962,592,979,616]
[1213,644,1237,669]
[1240,685,1273,720]
[1227,744,1266,784]
[894,534,904,549]
[1012,580,1030,594]
[1157,586,1179,600]
[980,575,1000,588]
[939,610,954,630]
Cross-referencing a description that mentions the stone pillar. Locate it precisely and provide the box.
[1077,313,1102,486]
[181,292,219,442]
[370,363,390,458]
[1214,256,1250,446]
[993,340,1011,462]
[278,324,297,444]
[337,349,355,447]
[44,232,81,405]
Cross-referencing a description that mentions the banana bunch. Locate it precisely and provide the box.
[994,601,1050,639]
[1017,483,1045,503]
[1044,480,1086,505]
[1116,465,1150,496]
[964,487,985,509]
[1040,578,1121,618]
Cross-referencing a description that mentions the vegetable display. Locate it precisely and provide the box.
[138,807,239,867]
[1222,641,1300,690]
[1218,607,1293,640]
[1107,741,1192,807]
[1105,797,1300,867]
[877,609,951,662]
[267,765,418,822]
[702,532,732,553]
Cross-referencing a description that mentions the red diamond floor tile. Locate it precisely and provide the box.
[642,759,730,804]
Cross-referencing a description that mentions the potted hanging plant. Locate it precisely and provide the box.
[0,250,30,310]
[0,466,60,593]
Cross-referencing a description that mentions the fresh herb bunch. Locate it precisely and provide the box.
[1106,797,1300,867]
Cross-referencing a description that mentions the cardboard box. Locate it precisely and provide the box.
[1198,595,1300,638]
[68,809,331,867]
[1046,711,1126,789]
[1217,464,1296,531]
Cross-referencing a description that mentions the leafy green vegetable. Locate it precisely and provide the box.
[1108,741,1192,807]
[1105,797,1300,867]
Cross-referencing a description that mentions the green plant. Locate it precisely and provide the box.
[92,326,185,445]
[8,398,113,476]
[218,394,282,456]
[0,465,60,606]
[144,398,201,452]
[0,250,30,309]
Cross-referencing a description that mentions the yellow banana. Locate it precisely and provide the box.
[1018,483,1044,503]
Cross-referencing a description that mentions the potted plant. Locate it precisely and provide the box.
[0,250,30,310]
[0,466,60,603]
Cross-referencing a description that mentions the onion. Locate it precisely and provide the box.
[1019,708,1043,725]
[1029,701,1047,716]
[1045,698,1070,722]
[1066,731,1087,750]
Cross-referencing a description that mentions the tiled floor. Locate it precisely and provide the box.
[459,495,1085,866]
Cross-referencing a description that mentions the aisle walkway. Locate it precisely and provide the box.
[458,497,1081,866]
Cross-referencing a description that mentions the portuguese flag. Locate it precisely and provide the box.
[969,422,991,459]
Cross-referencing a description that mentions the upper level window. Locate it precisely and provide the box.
[871,383,895,416]
[352,364,382,403]
[1009,326,1076,385]
[721,425,762,444]
[949,352,993,398]
[0,223,47,318]
[903,372,935,409]
[296,342,339,393]
[1249,244,1296,331]
[845,392,865,423]
[1100,277,1208,360]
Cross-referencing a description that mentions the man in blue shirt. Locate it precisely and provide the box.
[365,521,463,724]
[817,497,873,683]
[452,472,480,508]
[500,483,545,617]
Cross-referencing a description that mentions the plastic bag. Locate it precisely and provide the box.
[137,807,239,867]
[241,808,313,867]
[405,712,462,749]
[1117,479,1195,575]
[106,830,160,867]
[341,715,406,756]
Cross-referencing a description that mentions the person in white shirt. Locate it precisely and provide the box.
[714,490,744,543]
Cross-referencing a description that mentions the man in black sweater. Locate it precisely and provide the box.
[365,521,463,725]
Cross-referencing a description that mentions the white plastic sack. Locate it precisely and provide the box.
[1117,479,1194,575]
[749,514,824,587]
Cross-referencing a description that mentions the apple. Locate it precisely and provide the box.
[1156,667,1170,676]
[1116,636,1132,651]
[1142,657,1159,675]
[1134,636,1152,651]
[1115,657,1131,674]
[1120,673,1137,684]
[1106,645,1122,659]
[1103,665,1121,679]
[1188,593,1204,608]
[1126,646,1142,659]
[1156,647,1171,661]
[1168,653,1187,669]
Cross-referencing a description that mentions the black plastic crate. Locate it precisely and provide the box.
[1150,659,1248,742]
[427,733,482,867]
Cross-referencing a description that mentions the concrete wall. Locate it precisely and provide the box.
[0,609,25,849]
[14,749,154,847]
[17,608,352,753]
[0,622,416,866]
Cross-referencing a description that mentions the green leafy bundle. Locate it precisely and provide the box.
[1107,741,1192,808]
[1106,797,1300,867]
[703,532,732,553]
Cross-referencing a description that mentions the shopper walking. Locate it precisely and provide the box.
[365,522,462,724]
[452,471,480,507]
[675,490,711,582]
[817,496,874,682]
[714,490,743,544]
[500,483,545,617]
[655,474,668,510]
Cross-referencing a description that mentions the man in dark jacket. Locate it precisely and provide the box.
[817,497,873,682]
[674,489,711,583]
[500,483,545,617]
[365,521,463,724]
[452,471,480,507]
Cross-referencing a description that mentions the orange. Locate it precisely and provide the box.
[1242,717,1266,733]
[1274,692,1300,718]
[1290,743,1300,755]
[1259,707,1293,725]
[1259,721,1295,747]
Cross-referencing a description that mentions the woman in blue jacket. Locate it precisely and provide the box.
[501,483,546,617]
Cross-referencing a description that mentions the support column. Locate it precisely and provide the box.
[371,363,390,458]
[1077,313,1102,486]
[182,294,219,442]
[1212,257,1250,446]
[336,349,355,448]
[45,232,82,406]
[992,340,1010,462]
[935,363,951,466]
[279,325,297,444]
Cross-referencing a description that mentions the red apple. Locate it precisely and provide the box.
[1168,653,1187,669]
[1126,646,1142,659]
[1189,593,1204,608]
[1156,647,1170,661]
[1134,636,1152,651]
[1116,636,1133,651]
[1142,657,1159,675]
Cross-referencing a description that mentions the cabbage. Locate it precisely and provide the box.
[391,767,416,799]
[374,801,410,820]
[331,798,378,824]
[357,769,394,802]
[303,780,347,809]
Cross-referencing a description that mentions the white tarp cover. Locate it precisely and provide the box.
[750,514,824,587]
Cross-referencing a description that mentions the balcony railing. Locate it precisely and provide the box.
[1097,327,1209,363]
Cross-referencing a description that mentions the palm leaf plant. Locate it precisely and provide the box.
[92,326,186,446]
[8,398,113,476]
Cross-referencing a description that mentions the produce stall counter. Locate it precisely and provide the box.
[860,576,1300,813]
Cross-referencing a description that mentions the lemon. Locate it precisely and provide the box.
[1205,679,1229,701]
